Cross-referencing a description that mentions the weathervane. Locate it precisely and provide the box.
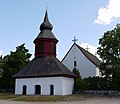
[72,37,78,44]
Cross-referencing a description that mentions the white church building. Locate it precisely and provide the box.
[13,10,76,95]
[62,42,101,78]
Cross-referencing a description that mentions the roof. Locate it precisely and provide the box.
[34,10,57,41]
[40,10,53,31]
[62,43,101,66]
[37,30,57,39]
[13,56,76,78]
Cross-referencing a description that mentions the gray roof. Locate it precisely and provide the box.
[34,10,57,41]
[37,30,57,39]
[62,43,101,66]
[13,56,76,78]
[40,10,53,31]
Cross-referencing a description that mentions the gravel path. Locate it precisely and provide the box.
[0,96,120,104]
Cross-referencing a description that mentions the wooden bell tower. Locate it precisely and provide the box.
[34,10,58,58]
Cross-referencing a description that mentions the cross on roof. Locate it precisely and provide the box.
[85,45,90,51]
[95,52,97,56]
[72,37,78,43]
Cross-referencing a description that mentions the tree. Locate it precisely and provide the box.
[0,56,3,78]
[97,24,120,90]
[1,43,32,91]
[72,68,84,92]
[83,77,111,90]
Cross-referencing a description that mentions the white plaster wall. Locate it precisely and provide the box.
[15,77,74,95]
[96,67,100,77]
[62,44,100,78]
[62,77,74,95]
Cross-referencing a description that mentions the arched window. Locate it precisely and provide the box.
[35,85,41,94]
[74,61,77,67]
[22,85,27,95]
[50,85,54,95]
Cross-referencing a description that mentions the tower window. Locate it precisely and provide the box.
[39,43,44,52]
[53,44,56,53]
[51,43,56,54]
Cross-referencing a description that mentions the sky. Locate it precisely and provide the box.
[0,0,120,60]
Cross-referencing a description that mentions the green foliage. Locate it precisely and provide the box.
[72,68,113,91]
[97,23,120,90]
[83,77,111,90]
[72,68,84,92]
[0,56,5,78]
[112,70,120,90]
[73,68,81,78]
[1,43,32,90]
[75,78,84,90]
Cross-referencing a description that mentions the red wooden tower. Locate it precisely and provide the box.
[34,10,58,58]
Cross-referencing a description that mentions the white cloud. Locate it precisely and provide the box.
[80,43,101,59]
[0,51,3,56]
[80,43,97,55]
[94,0,120,25]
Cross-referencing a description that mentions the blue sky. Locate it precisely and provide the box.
[0,0,120,60]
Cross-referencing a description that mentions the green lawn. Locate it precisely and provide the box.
[0,93,91,102]
[0,93,18,99]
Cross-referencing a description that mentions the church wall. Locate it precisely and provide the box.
[62,44,99,78]
[15,77,74,95]
[62,77,74,95]
[96,67,101,77]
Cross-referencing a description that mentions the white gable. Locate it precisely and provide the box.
[62,44,100,78]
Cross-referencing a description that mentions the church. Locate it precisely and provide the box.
[13,10,76,95]
[62,40,101,78]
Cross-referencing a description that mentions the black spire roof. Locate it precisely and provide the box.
[40,10,53,31]
[35,10,57,40]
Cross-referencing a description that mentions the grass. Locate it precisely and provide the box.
[0,93,92,102]
[0,93,18,99]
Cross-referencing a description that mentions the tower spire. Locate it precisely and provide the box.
[40,10,53,31]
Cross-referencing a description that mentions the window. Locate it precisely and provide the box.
[39,43,44,52]
[35,43,44,54]
[74,61,77,67]
[53,44,56,53]
[51,43,56,54]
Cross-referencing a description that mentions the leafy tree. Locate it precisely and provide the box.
[72,68,84,92]
[73,68,81,78]
[0,55,10,78]
[1,43,32,91]
[0,56,3,78]
[83,77,111,90]
[97,24,120,90]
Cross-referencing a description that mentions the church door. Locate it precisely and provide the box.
[22,85,27,95]
[35,85,41,94]
[50,85,54,95]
